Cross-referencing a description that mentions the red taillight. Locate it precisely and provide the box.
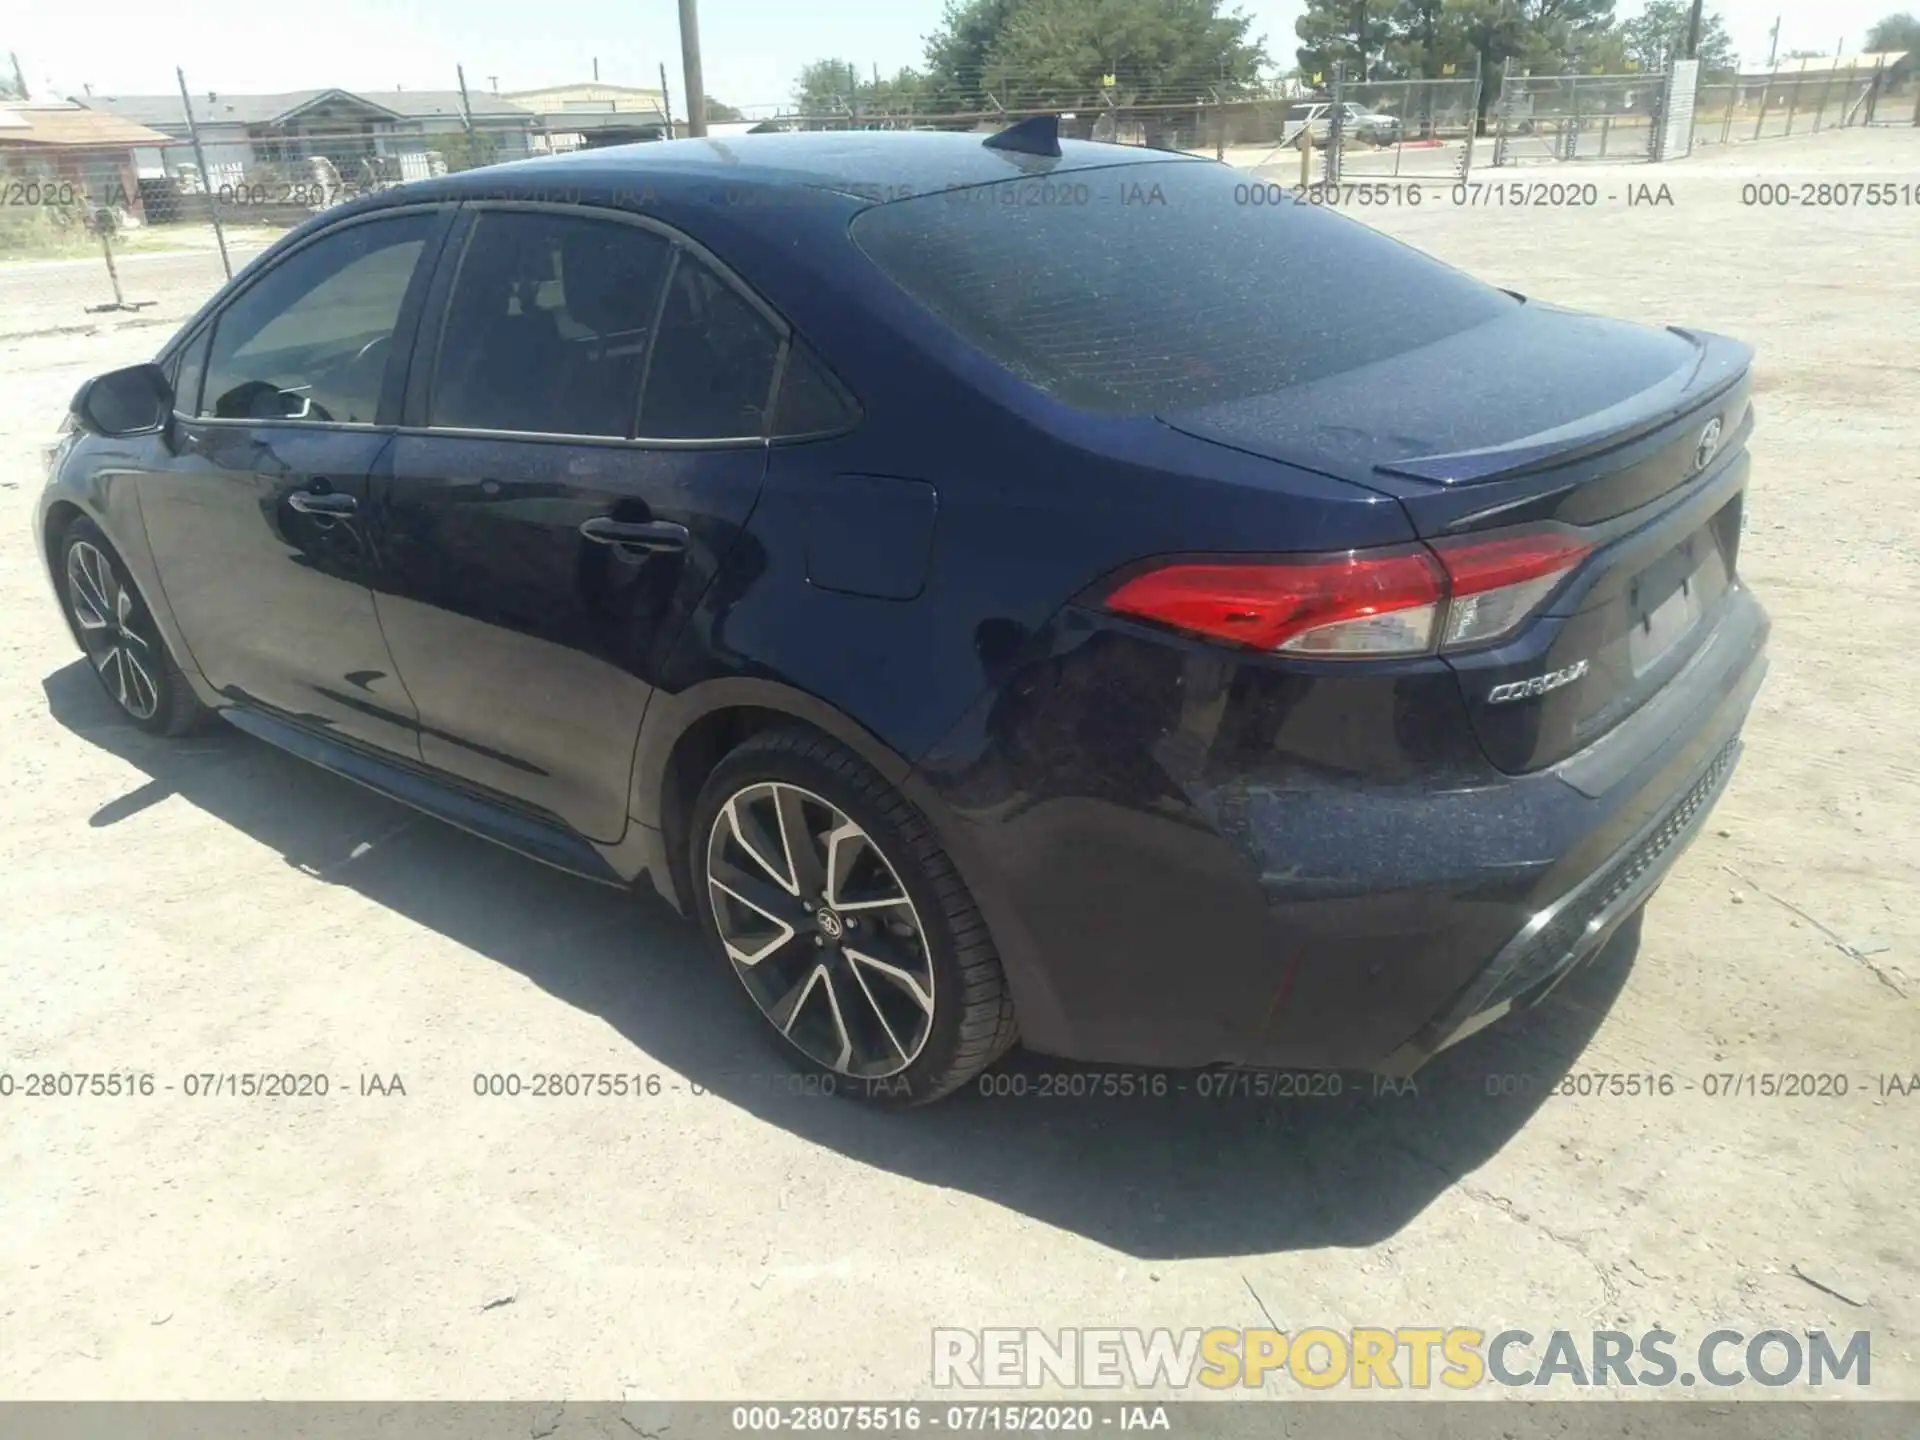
[1104,549,1444,657]
[1103,530,1591,658]
[1429,530,1592,649]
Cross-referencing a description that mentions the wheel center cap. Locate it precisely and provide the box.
[815,908,843,939]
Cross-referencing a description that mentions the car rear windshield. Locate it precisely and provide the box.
[849,160,1517,415]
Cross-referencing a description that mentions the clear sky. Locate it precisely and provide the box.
[8,0,1907,116]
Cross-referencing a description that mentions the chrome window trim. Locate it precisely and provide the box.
[387,423,770,451]
[175,415,389,436]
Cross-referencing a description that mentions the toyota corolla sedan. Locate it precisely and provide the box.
[36,121,1768,1104]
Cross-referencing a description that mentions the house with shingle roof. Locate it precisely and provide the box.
[80,87,541,189]
[0,101,175,221]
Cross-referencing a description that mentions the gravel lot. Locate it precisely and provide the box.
[2,127,1916,1402]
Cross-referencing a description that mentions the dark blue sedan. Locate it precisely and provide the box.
[35,123,1768,1103]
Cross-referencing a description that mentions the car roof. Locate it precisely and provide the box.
[440,129,1206,200]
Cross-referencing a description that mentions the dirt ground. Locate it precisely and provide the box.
[1,127,1916,1402]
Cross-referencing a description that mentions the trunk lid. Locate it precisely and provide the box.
[1161,303,1757,773]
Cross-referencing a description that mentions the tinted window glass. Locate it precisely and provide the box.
[431,211,673,437]
[771,338,857,436]
[850,161,1515,415]
[203,214,432,423]
[170,326,210,416]
[638,254,781,439]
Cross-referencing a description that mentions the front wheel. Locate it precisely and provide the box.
[58,517,210,737]
[690,728,1016,1106]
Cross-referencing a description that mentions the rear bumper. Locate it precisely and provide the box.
[1374,731,1742,1074]
[918,584,1768,1073]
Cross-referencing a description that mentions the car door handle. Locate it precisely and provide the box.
[288,490,357,517]
[579,517,690,552]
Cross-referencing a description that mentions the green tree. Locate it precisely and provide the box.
[791,60,934,124]
[705,96,745,121]
[794,57,863,114]
[1446,0,1529,127]
[1865,12,1920,51]
[984,0,1266,107]
[924,0,1030,107]
[1382,0,1476,78]
[865,67,933,118]
[1297,0,1396,81]
[1568,27,1630,71]
[1512,0,1616,70]
[1621,0,1735,71]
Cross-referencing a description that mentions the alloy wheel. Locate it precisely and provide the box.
[66,540,161,722]
[705,781,937,1079]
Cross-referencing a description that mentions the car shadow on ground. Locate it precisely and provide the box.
[49,659,1637,1261]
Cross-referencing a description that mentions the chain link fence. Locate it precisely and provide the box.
[1316,75,1483,181]
[1692,57,1919,148]
[1489,72,1667,165]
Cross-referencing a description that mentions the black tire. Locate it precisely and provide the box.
[57,516,211,738]
[690,727,1017,1107]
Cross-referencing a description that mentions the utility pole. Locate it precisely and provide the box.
[9,50,27,100]
[456,63,475,134]
[678,0,708,136]
[659,61,675,140]
[1767,16,1781,67]
[1684,0,1705,57]
[175,67,231,281]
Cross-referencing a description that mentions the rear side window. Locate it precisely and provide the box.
[203,213,433,423]
[430,210,674,437]
[850,161,1516,415]
[771,338,857,436]
[637,254,782,439]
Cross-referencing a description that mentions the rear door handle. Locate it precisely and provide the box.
[579,517,690,552]
[288,490,357,517]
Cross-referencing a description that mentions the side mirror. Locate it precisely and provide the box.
[72,362,172,437]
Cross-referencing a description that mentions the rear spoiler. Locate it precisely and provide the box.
[1375,328,1752,486]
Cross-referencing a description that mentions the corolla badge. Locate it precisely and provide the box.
[1488,658,1589,705]
[1691,417,1723,476]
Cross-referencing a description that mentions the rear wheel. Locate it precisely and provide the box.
[58,517,209,737]
[690,728,1016,1106]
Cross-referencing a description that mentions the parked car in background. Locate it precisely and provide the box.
[1284,101,1403,147]
[37,124,1767,1106]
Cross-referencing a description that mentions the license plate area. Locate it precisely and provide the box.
[1627,531,1727,677]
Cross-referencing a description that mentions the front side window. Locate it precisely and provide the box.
[429,210,675,437]
[169,326,211,417]
[202,212,435,424]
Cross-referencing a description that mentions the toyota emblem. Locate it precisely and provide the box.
[1692,417,1723,476]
